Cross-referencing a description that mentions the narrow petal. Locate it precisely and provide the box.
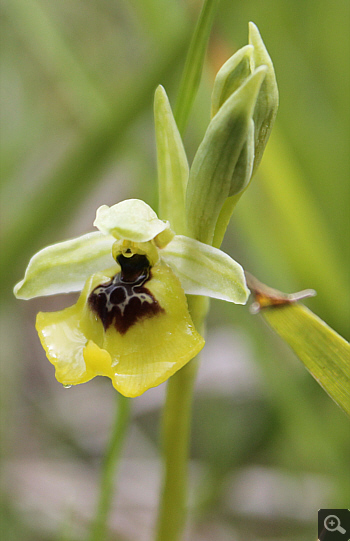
[14,231,115,299]
[161,235,250,304]
[94,199,170,242]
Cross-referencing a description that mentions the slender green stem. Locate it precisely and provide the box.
[155,1,219,539]
[155,358,199,541]
[89,393,131,541]
[155,297,208,541]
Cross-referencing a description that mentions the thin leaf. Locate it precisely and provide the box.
[261,304,350,416]
[243,127,350,329]
[4,0,109,125]
[174,0,221,134]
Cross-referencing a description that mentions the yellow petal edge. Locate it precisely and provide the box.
[36,262,204,397]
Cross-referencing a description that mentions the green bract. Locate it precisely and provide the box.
[186,67,266,243]
[185,22,278,245]
[248,22,279,173]
[154,86,189,235]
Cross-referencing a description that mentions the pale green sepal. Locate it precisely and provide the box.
[211,44,253,117]
[94,199,170,242]
[186,66,266,244]
[14,232,115,299]
[154,85,189,234]
[161,235,250,304]
[249,22,279,173]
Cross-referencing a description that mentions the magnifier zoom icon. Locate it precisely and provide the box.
[324,515,346,534]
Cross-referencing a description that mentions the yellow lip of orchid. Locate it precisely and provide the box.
[35,258,204,397]
[14,199,250,397]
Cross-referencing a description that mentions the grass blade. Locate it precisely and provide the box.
[174,0,221,134]
[261,303,350,416]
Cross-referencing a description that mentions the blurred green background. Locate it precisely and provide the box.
[1,0,349,540]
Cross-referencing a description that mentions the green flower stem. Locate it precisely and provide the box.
[155,358,199,541]
[89,393,131,541]
[156,1,219,538]
[156,297,208,541]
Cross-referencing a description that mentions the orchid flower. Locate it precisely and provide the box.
[14,199,249,397]
[13,23,278,399]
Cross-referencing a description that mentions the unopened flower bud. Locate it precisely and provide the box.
[186,67,266,244]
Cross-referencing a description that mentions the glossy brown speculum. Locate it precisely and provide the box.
[88,253,163,334]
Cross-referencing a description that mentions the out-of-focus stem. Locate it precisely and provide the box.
[89,394,131,541]
[155,1,219,538]
[155,296,208,541]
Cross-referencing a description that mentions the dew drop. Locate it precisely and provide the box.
[63,384,72,389]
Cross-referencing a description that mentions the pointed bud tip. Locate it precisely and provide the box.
[248,21,259,35]
[248,21,264,48]
[155,84,166,98]
[248,21,276,75]
[211,44,255,117]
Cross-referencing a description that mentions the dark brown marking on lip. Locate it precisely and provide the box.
[88,253,164,334]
